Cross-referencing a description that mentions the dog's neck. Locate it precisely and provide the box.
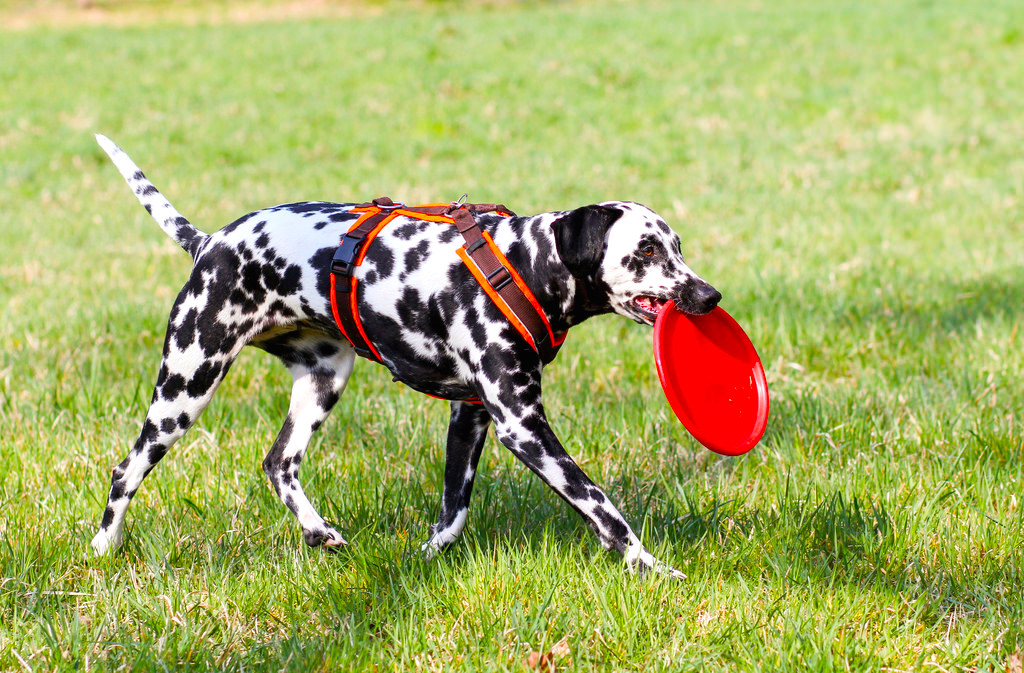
[563,274,613,327]
[480,213,612,334]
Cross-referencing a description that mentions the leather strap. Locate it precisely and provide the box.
[447,206,564,364]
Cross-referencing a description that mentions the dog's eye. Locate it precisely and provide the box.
[641,245,655,257]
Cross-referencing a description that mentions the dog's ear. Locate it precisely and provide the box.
[552,205,621,279]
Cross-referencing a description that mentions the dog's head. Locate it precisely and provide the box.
[553,201,721,325]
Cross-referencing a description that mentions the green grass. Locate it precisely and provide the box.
[2,0,1023,670]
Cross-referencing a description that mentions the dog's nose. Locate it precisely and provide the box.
[675,280,722,314]
[696,284,722,313]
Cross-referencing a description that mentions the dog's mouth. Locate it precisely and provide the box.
[632,295,668,324]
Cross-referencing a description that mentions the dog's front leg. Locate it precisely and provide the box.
[422,401,491,558]
[476,365,684,579]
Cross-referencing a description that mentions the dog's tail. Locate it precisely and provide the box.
[95,134,208,260]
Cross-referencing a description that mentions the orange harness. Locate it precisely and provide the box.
[329,197,567,402]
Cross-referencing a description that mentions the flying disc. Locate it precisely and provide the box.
[653,302,769,456]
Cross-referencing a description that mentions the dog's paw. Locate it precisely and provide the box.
[652,563,687,581]
[302,524,347,550]
[89,528,123,557]
[630,558,687,580]
[420,538,446,561]
[623,543,686,580]
[421,522,466,560]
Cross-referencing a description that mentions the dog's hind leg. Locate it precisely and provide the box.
[89,315,245,556]
[259,332,355,548]
[422,401,491,558]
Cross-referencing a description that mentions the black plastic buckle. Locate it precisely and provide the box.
[353,345,373,358]
[465,237,486,254]
[331,234,364,277]
[486,266,512,291]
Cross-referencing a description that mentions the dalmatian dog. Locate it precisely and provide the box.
[89,135,721,578]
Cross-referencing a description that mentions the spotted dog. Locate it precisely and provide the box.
[90,135,721,577]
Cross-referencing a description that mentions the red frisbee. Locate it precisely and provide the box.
[653,302,769,456]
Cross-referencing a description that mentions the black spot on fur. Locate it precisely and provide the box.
[404,239,430,272]
[262,265,281,291]
[198,318,229,356]
[174,308,198,350]
[316,342,338,357]
[268,300,295,319]
[130,420,159,455]
[504,216,526,237]
[373,246,395,278]
[148,443,168,464]
[279,202,335,214]
[593,508,630,549]
[220,211,257,235]
[242,262,264,293]
[309,247,335,303]
[395,287,422,320]
[109,481,125,501]
[278,265,302,295]
[162,374,185,400]
[317,384,340,411]
[262,416,294,491]
[227,289,257,314]
[393,223,419,240]
[464,305,488,348]
[186,361,222,398]
[622,234,662,281]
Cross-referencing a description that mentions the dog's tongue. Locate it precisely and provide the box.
[636,296,664,313]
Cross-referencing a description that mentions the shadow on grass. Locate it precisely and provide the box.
[757,268,1023,349]
[343,437,1019,611]
[835,270,1023,334]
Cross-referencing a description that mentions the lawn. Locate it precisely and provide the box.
[1,0,1022,670]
